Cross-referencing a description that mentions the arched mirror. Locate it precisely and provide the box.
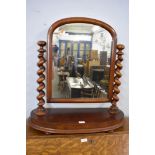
[47,18,117,103]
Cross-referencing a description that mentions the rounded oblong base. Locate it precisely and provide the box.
[28,108,124,134]
[34,107,47,116]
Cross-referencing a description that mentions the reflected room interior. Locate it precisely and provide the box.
[52,23,112,99]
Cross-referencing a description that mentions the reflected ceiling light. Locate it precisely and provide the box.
[92,26,100,32]
[58,29,66,36]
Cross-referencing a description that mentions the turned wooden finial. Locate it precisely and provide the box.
[38,41,46,47]
[109,44,125,114]
[34,41,47,116]
[117,44,125,50]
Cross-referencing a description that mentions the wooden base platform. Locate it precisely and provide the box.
[28,108,124,134]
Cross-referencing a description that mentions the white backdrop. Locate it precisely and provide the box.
[26,0,129,117]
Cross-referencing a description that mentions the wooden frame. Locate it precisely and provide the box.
[46,17,117,103]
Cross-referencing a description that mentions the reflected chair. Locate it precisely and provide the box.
[100,74,109,92]
[59,57,65,66]
[58,73,69,92]
[93,83,102,98]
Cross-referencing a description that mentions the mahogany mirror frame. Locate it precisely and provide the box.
[46,17,117,103]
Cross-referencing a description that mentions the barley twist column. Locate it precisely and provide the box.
[109,44,125,114]
[34,41,47,116]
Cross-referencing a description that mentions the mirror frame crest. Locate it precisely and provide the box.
[46,17,117,103]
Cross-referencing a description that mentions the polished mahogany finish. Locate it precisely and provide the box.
[47,17,117,103]
[110,44,125,114]
[29,108,124,134]
[34,41,47,116]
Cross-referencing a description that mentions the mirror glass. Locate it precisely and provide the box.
[51,23,112,99]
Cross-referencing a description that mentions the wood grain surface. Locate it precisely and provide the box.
[27,118,129,155]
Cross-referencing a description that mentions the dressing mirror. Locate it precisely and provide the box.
[29,17,125,134]
[47,18,117,103]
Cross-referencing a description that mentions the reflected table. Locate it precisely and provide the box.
[66,77,94,98]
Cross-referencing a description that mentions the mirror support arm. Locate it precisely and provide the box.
[109,44,125,114]
[34,41,47,116]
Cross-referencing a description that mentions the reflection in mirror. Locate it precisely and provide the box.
[52,23,112,99]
